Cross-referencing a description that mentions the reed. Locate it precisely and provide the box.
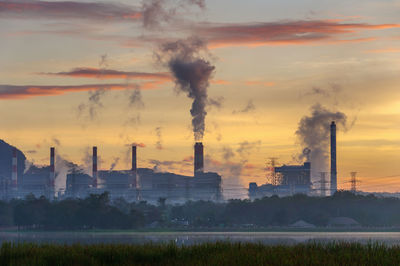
[1,241,399,265]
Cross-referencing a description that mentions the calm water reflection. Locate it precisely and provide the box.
[1,231,400,245]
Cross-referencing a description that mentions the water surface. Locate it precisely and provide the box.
[2,231,400,245]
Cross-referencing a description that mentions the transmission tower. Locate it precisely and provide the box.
[350,172,357,192]
[319,172,329,197]
[266,157,279,185]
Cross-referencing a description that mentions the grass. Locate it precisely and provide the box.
[1,242,400,265]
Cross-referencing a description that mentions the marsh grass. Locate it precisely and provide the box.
[1,241,400,265]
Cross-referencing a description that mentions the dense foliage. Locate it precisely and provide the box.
[1,242,400,265]
[2,191,400,229]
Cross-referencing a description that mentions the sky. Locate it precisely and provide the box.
[0,0,400,197]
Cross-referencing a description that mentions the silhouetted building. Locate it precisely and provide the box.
[249,162,311,199]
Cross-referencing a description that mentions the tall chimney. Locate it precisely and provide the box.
[49,147,55,190]
[92,146,98,188]
[11,147,17,189]
[194,142,204,175]
[330,121,337,194]
[131,145,137,187]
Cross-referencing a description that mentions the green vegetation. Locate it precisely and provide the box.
[2,191,400,230]
[1,242,400,265]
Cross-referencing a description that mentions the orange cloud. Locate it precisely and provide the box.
[0,82,161,100]
[211,79,231,85]
[245,81,275,87]
[197,20,400,49]
[365,48,400,53]
[41,68,172,81]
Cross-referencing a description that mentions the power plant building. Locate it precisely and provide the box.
[0,141,222,203]
[249,162,311,199]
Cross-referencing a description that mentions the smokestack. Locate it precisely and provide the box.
[132,146,137,172]
[194,142,204,175]
[330,121,337,194]
[49,147,55,190]
[11,147,17,189]
[132,145,137,187]
[92,146,98,188]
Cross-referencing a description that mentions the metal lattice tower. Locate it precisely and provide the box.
[266,157,279,185]
[350,172,357,192]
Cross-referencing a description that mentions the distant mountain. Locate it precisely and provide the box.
[0,140,26,182]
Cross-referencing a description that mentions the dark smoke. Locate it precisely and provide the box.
[208,96,224,110]
[155,126,163,150]
[222,147,235,161]
[296,103,349,177]
[99,54,109,68]
[236,140,261,158]
[78,89,107,120]
[109,157,120,171]
[141,0,205,29]
[128,87,145,108]
[233,100,256,114]
[156,37,215,141]
[52,137,61,146]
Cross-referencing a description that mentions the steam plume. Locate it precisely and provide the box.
[296,104,348,178]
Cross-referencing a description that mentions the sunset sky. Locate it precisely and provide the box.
[1,0,400,197]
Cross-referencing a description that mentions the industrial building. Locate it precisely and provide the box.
[0,141,222,203]
[249,162,311,199]
[249,120,338,199]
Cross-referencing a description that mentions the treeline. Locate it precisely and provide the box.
[1,191,400,229]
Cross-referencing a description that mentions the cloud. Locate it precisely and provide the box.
[0,1,141,21]
[365,48,400,53]
[195,20,400,48]
[0,82,160,100]
[211,79,231,85]
[245,81,275,87]
[41,67,172,81]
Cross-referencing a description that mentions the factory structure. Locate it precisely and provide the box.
[249,121,338,199]
[0,142,222,203]
[0,120,340,201]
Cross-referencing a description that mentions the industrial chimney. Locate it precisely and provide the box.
[11,147,17,189]
[131,145,137,188]
[194,142,204,175]
[330,121,337,194]
[49,147,55,190]
[92,146,98,188]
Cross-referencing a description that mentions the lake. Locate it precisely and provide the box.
[2,231,400,245]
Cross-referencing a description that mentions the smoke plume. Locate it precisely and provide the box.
[109,157,120,171]
[78,89,107,121]
[233,100,256,114]
[141,0,205,29]
[296,103,349,178]
[128,87,145,108]
[156,37,215,141]
[155,126,163,150]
